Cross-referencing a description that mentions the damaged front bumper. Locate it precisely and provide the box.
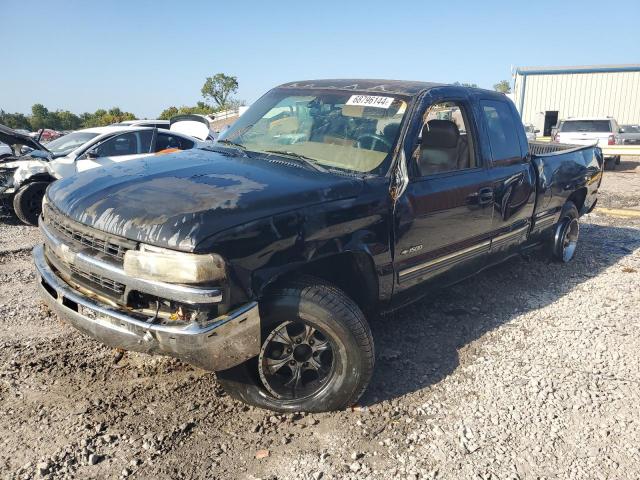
[34,244,261,371]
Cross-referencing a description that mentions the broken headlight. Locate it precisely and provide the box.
[123,244,226,284]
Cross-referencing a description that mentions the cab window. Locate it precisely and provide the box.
[413,101,476,176]
[480,100,521,162]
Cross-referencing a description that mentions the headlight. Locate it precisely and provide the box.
[123,244,226,284]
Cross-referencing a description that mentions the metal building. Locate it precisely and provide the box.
[513,64,640,136]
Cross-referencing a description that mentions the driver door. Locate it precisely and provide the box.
[76,130,154,173]
[393,89,495,293]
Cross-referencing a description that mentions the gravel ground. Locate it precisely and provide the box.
[1,160,639,479]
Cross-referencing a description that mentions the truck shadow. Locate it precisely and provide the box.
[612,158,639,172]
[362,221,640,406]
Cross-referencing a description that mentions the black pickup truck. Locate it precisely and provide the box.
[34,80,603,412]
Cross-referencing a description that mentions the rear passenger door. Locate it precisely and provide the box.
[155,132,195,153]
[479,98,536,257]
[393,89,495,292]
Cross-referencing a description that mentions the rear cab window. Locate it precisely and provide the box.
[560,120,612,132]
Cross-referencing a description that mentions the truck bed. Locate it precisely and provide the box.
[528,141,588,156]
[528,141,603,224]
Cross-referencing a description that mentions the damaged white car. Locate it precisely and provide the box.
[0,116,212,225]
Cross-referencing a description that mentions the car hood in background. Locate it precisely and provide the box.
[47,149,364,251]
[0,124,50,154]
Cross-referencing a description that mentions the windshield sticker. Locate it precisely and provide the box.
[346,95,394,109]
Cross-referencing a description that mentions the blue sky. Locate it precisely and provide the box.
[1,0,639,118]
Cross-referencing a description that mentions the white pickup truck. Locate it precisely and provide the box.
[552,117,622,168]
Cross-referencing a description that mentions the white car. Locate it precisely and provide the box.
[0,117,211,225]
[111,119,170,129]
[552,117,622,167]
[113,117,218,140]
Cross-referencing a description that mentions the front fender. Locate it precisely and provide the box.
[13,160,50,189]
[196,194,392,308]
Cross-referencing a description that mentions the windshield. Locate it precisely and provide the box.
[622,125,640,133]
[560,120,611,133]
[46,131,99,154]
[219,88,408,174]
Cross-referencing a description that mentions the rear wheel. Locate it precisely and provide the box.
[217,276,374,412]
[13,181,48,226]
[552,201,579,263]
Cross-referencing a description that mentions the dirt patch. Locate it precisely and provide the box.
[1,176,639,479]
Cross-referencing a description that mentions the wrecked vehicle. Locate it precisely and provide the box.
[0,116,212,225]
[34,80,603,412]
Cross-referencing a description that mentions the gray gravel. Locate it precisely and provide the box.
[0,161,639,479]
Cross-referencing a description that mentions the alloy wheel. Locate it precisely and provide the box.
[258,321,334,400]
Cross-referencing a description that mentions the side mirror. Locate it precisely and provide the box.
[20,145,34,155]
[534,129,540,134]
[85,148,99,159]
[619,128,625,134]
[28,150,50,160]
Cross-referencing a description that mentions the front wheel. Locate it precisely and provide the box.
[217,276,374,412]
[552,201,579,263]
[13,181,49,226]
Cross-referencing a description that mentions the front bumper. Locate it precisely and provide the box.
[34,244,261,371]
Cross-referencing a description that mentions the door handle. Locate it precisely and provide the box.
[478,187,494,205]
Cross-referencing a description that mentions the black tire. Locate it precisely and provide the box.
[605,157,616,170]
[615,155,621,165]
[217,276,374,412]
[551,201,579,263]
[13,181,49,226]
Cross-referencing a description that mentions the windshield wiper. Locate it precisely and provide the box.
[215,139,247,150]
[262,150,327,173]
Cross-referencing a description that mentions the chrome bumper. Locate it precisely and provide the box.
[34,244,261,371]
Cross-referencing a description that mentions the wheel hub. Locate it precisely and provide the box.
[562,218,579,262]
[258,321,334,400]
[293,344,312,362]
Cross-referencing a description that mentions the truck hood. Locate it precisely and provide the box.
[47,149,364,251]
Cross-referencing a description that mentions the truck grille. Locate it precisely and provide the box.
[43,203,136,261]
[69,264,126,296]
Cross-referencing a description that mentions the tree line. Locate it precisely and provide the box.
[0,104,137,131]
[1,73,241,131]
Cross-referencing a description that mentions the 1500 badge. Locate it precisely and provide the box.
[400,244,423,255]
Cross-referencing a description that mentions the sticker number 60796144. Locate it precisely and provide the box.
[345,95,394,109]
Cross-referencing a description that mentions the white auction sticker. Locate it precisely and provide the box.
[346,95,394,109]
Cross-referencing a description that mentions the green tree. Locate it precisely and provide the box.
[79,108,136,127]
[0,110,31,130]
[158,106,179,120]
[55,110,83,130]
[493,80,511,93]
[158,102,218,119]
[201,73,238,108]
[30,103,50,130]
